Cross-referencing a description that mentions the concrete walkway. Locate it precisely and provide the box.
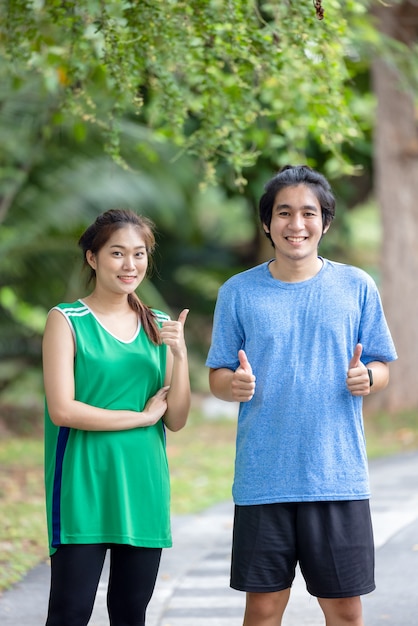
[1,451,418,625]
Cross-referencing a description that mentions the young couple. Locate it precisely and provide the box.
[43,165,396,626]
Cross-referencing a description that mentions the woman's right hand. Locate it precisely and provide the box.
[142,386,170,426]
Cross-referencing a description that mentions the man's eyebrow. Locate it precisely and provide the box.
[274,203,319,211]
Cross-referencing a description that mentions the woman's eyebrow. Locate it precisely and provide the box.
[109,244,147,249]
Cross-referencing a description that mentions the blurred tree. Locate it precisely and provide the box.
[370,0,418,412]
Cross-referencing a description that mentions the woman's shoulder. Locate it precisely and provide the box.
[151,309,170,323]
[51,299,86,313]
[48,300,91,320]
[48,301,91,328]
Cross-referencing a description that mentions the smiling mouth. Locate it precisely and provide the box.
[286,237,306,242]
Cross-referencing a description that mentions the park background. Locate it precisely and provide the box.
[1,0,418,595]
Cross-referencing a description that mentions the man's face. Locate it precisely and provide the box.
[263,184,329,264]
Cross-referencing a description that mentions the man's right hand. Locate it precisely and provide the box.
[231,350,256,402]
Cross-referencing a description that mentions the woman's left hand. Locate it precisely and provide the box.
[160,309,189,358]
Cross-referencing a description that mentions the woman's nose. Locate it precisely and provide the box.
[123,256,136,269]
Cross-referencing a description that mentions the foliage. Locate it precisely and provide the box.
[0,0,366,182]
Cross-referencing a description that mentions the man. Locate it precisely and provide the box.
[206,165,397,626]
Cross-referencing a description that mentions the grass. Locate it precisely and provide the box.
[365,409,418,458]
[166,410,236,514]
[0,438,46,592]
[1,404,418,593]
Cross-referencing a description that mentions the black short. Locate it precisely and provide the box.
[230,500,375,598]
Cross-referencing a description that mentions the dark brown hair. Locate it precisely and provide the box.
[78,209,161,345]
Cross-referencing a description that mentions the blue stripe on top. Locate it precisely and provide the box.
[52,427,71,547]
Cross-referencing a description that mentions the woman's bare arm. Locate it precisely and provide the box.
[43,310,167,430]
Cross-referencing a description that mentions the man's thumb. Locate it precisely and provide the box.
[349,343,363,369]
[238,349,252,374]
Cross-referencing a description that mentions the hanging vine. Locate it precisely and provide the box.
[313,1,325,20]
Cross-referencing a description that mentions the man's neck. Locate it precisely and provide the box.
[268,256,323,283]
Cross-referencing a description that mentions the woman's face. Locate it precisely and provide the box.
[86,225,149,296]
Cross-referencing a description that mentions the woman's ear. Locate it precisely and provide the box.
[86,250,96,269]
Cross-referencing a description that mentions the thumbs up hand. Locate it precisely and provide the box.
[160,309,189,358]
[231,349,256,402]
[348,343,363,370]
[346,343,370,396]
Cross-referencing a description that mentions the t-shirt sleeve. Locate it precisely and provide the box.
[206,282,243,371]
[358,278,397,364]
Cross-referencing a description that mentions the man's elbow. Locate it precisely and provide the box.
[209,368,234,402]
[209,368,221,397]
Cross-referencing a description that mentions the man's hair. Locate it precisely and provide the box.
[259,165,336,243]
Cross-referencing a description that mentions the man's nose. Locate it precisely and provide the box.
[288,213,304,229]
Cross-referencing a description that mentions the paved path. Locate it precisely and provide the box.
[1,451,418,625]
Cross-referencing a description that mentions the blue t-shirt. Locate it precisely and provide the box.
[206,259,398,505]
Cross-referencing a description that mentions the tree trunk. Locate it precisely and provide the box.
[370,1,418,412]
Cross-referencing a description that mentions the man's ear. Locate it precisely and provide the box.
[86,250,96,269]
[262,223,270,234]
[322,221,331,235]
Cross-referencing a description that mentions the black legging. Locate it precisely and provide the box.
[45,544,162,626]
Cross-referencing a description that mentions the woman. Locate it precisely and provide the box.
[43,209,190,626]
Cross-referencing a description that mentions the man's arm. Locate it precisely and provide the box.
[365,361,390,394]
[346,343,390,396]
[209,350,256,403]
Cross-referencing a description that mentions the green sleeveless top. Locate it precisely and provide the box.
[44,300,170,555]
